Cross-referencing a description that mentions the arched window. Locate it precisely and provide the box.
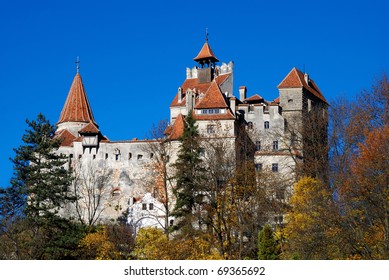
[264,121,270,129]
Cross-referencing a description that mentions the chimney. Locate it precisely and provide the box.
[230,97,236,115]
[178,87,182,103]
[239,86,247,101]
[304,73,309,85]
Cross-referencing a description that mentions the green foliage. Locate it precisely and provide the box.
[172,112,207,231]
[258,224,277,260]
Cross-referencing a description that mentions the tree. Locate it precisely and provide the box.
[70,159,113,226]
[172,112,207,234]
[141,120,175,235]
[4,113,79,259]
[258,224,277,260]
[339,126,389,259]
[282,176,341,259]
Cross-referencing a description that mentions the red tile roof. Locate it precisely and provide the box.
[165,113,185,140]
[277,67,328,104]
[194,111,235,121]
[79,122,100,134]
[170,73,230,107]
[55,129,76,147]
[244,94,264,103]
[57,73,98,125]
[193,41,219,63]
[195,80,229,109]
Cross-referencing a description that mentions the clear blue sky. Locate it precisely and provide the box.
[0,0,388,187]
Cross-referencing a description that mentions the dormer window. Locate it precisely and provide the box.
[199,108,222,114]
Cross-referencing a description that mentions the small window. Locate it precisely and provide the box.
[255,163,262,171]
[170,219,174,227]
[248,105,254,112]
[272,163,279,172]
[255,140,261,151]
[150,153,154,159]
[142,203,147,210]
[93,154,96,160]
[112,188,121,197]
[115,154,119,161]
[137,154,143,160]
[264,121,270,129]
[199,148,205,157]
[273,141,279,151]
[149,203,154,210]
[288,99,293,103]
[247,122,253,130]
[202,109,207,114]
[129,152,132,160]
[207,124,215,134]
[214,108,220,114]
[105,153,108,160]
[78,154,82,159]
[274,215,284,224]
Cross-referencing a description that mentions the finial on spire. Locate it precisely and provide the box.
[75,56,80,73]
[205,27,209,42]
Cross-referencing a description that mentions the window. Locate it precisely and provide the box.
[248,105,254,112]
[114,148,120,161]
[201,109,222,114]
[272,163,279,172]
[105,153,108,160]
[274,215,284,224]
[93,154,96,160]
[112,188,121,197]
[264,121,270,129]
[255,163,262,171]
[78,154,82,159]
[275,190,285,200]
[273,140,279,151]
[255,140,261,151]
[142,203,147,210]
[149,203,154,210]
[199,148,205,157]
[150,153,154,159]
[137,154,143,160]
[128,152,132,160]
[207,124,215,134]
[247,122,253,130]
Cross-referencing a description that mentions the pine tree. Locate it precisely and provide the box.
[7,113,79,258]
[172,112,206,233]
[257,224,277,260]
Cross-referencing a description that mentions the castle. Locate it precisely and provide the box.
[56,38,328,229]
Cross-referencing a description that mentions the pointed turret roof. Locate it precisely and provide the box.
[57,73,98,125]
[277,67,328,104]
[193,41,219,63]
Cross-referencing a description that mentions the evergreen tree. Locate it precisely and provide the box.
[257,224,277,260]
[6,113,79,258]
[172,112,206,233]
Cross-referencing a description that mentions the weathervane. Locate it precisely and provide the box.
[76,56,80,73]
[205,27,209,42]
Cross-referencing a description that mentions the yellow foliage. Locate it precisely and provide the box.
[133,227,223,260]
[79,226,120,260]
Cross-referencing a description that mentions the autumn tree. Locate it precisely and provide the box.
[282,176,341,259]
[338,126,389,259]
[142,120,175,235]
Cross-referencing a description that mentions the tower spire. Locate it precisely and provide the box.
[205,27,209,42]
[76,56,80,74]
